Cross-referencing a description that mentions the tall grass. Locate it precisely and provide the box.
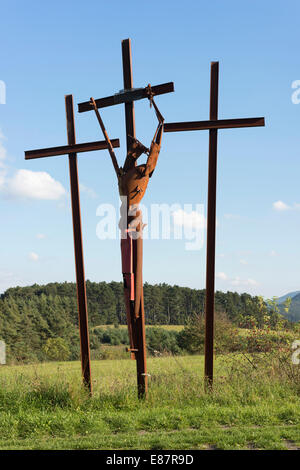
[0,353,299,449]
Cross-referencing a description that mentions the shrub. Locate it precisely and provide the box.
[177,313,240,354]
[43,338,70,361]
[146,328,182,356]
[93,328,129,346]
[237,328,295,353]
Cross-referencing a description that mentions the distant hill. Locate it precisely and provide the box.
[279,292,300,322]
[276,291,300,304]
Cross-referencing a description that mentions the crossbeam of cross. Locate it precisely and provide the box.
[164,62,265,387]
[78,82,174,112]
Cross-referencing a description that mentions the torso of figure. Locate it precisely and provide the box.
[118,164,149,205]
[118,141,160,206]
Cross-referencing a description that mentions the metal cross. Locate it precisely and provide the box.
[25,94,120,393]
[164,62,265,387]
[78,39,174,399]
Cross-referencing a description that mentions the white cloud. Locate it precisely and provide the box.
[0,130,7,166]
[217,272,228,281]
[273,200,290,211]
[79,183,97,199]
[216,272,258,288]
[239,259,248,265]
[172,208,206,230]
[36,233,46,239]
[231,277,258,287]
[28,252,39,261]
[272,201,300,212]
[0,131,7,189]
[0,169,6,189]
[3,169,66,200]
[0,133,65,201]
[269,250,277,257]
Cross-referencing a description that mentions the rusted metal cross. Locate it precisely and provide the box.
[25,95,120,394]
[78,39,174,399]
[164,62,265,387]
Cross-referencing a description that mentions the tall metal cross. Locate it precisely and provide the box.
[25,94,120,393]
[78,39,174,399]
[164,62,265,387]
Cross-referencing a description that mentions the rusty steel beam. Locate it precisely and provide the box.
[164,117,265,133]
[65,95,92,394]
[121,38,148,400]
[204,62,219,389]
[133,233,148,399]
[25,139,120,160]
[78,82,174,113]
[122,38,136,149]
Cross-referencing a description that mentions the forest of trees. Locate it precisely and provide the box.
[0,281,291,362]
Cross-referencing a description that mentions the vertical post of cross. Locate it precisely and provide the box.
[204,62,219,388]
[121,39,148,399]
[65,94,92,393]
[122,39,136,150]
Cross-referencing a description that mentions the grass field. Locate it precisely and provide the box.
[0,353,299,450]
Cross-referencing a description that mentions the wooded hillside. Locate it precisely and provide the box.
[0,281,289,362]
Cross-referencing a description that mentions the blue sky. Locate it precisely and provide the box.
[0,0,299,298]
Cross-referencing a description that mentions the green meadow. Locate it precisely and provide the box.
[0,353,299,450]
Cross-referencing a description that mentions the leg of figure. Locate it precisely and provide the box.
[120,197,137,359]
[134,209,143,318]
[121,233,135,359]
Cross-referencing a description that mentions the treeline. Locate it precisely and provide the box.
[0,281,290,362]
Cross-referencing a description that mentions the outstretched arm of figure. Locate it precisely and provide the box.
[143,86,165,177]
[146,84,164,145]
[122,85,165,174]
[90,97,121,177]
